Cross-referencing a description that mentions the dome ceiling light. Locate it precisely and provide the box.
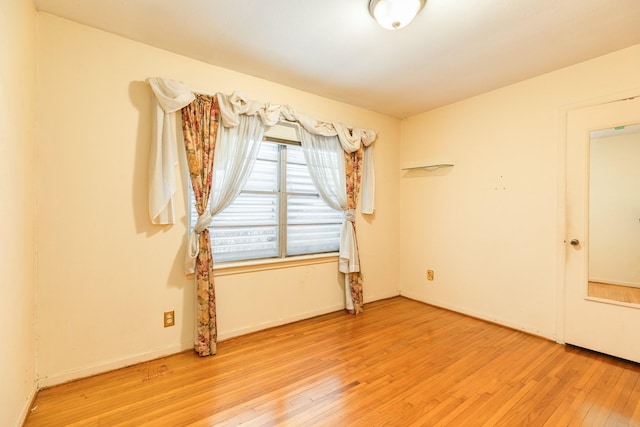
[369,0,426,30]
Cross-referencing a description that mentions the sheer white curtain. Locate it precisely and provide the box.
[210,114,265,216]
[300,128,362,310]
[299,130,346,211]
[185,114,265,273]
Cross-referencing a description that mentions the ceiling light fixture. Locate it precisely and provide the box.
[369,0,426,30]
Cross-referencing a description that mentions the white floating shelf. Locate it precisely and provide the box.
[402,164,454,171]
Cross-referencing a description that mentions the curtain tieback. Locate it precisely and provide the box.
[185,211,213,274]
[193,211,212,234]
[344,209,356,223]
[339,209,359,273]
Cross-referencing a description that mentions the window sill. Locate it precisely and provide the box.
[212,252,339,276]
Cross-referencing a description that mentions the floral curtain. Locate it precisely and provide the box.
[345,147,364,314]
[181,94,219,356]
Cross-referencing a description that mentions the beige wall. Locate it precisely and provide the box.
[400,44,640,339]
[35,14,400,385]
[1,0,38,425]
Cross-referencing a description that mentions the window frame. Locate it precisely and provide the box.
[187,130,342,268]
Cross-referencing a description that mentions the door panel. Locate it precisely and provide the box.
[565,97,640,363]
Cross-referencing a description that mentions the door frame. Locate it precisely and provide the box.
[556,89,640,346]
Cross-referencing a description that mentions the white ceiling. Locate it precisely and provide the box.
[34,0,640,118]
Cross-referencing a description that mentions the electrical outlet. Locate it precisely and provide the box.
[164,311,175,327]
[427,270,434,281]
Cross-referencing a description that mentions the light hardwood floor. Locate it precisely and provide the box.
[589,281,640,304]
[25,297,640,426]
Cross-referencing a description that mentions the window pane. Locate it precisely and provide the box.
[190,140,342,263]
[288,195,344,225]
[287,224,341,256]
[211,226,279,262]
[286,145,317,193]
[287,193,342,256]
[244,143,278,192]
[286,144,306,164]
[244,158,277,192]
[212,193,278,227]
[258,140,279,161]
[286,163,317,193]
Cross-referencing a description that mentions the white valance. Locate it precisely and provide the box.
[216,92,377,153]
[147,78,194,224]
[146,77,377,225]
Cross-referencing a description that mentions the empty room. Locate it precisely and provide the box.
[3,0,640,425]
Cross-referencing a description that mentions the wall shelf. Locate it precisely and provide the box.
[402,164,454,171]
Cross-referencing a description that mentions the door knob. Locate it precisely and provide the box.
[570,239,580,246]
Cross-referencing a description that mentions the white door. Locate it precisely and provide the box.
[565,96,640,363]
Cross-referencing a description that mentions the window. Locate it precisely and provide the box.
[189,136,343,263]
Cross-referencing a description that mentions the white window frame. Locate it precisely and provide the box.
[188,124,342,267]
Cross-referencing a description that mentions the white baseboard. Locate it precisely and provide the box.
[40,305,349,387]
[400,291,556,341]
[365,290,402,303]
[37,342,193,389]
[218,291,402,341]
[218,303,346,341]
[14,380,38,427]
[38,293,403,389]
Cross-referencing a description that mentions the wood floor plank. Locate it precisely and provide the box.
[25,297,640,426]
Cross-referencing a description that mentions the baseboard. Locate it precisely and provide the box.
[37,342,193,389]
[399,291,556,341]
[218,291,401,341]
[365,290,402,304]
[218,303,346,341]
[16,380,38,427]
[38,294,402,389]
[38,305,348,388]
